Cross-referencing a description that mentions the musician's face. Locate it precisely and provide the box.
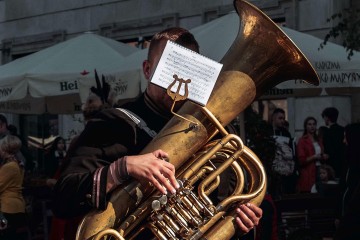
[143,40,199,114]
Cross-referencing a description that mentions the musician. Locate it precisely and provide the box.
[52,27,262,239]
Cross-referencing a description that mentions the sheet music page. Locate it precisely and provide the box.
[150,40,223,106]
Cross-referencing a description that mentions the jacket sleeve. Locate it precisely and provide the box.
[52,109,137,219]
[52,162,96,218]
[52,147,119,218]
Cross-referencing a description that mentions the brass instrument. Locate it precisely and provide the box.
[76,0,319,239]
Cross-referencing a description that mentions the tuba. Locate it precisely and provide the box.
[76,0,319,239]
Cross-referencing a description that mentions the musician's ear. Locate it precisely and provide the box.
[143,60,151,80]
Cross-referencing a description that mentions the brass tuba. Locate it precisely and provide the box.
[76,0,319,239]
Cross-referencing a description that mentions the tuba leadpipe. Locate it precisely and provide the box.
[76,0,319,239]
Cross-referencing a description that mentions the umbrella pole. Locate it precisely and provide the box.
[41,113,45,173]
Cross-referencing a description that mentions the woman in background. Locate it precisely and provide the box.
[44,136,67,180]
[0,135,27,240]
[296,117,328,192]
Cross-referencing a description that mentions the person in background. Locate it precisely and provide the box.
[317,126,329,142]
[52,27,262,239]
[340,123,360,217]
[321,107,345,178]
[270,108,297,199]
[47,74,117,240]
[296,116,328,193]
[334,122,360,239]
[0,115,8,139]
[0,135,27,240]
[44,136,67,181]
[0,116,26,169]
[310,164,337,194]
[42,136,67,240]
[7,124,34,173]
[283,120,289,131]
[316,126,329,183]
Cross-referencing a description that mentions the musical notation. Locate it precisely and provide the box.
[151,40,223,106]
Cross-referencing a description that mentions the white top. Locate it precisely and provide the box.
[311,180,338,193]
[313,141,321,166]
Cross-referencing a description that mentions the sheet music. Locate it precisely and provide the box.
[151,40,223,106]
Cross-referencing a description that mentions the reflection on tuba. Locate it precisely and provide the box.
[76,0,319,239]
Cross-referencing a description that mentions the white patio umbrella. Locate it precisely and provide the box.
[78,48,149,106]
[0,32,140,114]
[188,11,360,95]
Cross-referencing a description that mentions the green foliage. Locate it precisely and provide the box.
[319,8,360,60]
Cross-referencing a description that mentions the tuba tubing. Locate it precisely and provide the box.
[77,70,257,240]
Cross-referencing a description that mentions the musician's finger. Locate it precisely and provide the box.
[236,207,254,230]
[162,161,175,174]
[155,171,176,194]
[153,149,169,159]
[235,216,252,234]
[161,166,179,190]
[246,203,263,218]
[150,176,167,195]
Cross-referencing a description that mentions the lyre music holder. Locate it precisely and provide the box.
[167,74,198,125]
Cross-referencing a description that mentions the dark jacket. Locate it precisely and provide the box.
[322,123,345,177]
[52,93,169,218]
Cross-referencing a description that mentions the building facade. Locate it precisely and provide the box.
[0,0,352,63]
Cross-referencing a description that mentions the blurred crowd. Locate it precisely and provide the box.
[250,106,360,240]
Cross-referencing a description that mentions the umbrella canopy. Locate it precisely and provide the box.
[188,11,360,96]
[83,48,150,106]
[0,32,140,114]
[96,11,360,101]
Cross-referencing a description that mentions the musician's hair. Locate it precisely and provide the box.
[147,27,200,61]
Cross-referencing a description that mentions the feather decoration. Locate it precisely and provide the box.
[90,69,111,104]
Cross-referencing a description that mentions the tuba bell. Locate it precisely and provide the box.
[76,0,319,239]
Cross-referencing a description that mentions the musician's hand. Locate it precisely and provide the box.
[127,149,179,195]
[235,203,262,234]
